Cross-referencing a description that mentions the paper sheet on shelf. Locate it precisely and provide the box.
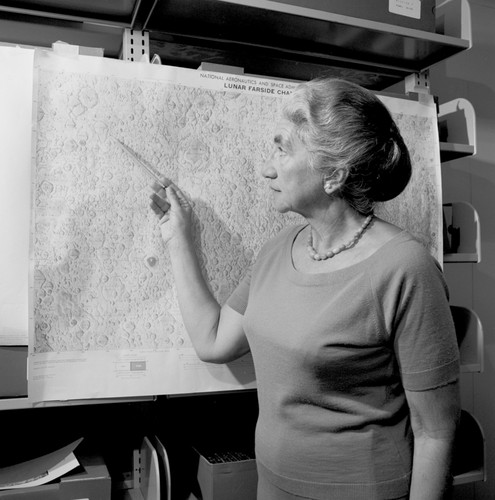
[0,438,82,490]
[24,49,441,402]
[0,46,33,345]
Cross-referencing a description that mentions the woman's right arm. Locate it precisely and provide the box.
[151,182,250,364]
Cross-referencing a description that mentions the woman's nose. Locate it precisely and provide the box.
[261,149,277,179]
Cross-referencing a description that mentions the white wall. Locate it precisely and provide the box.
[429,1,495,498]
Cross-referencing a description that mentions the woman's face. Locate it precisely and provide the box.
[262,118,325,216]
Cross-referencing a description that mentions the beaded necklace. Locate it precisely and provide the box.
[307,214,374,261]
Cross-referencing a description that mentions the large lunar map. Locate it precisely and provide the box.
[28,51,441,402]
[33,72,288,354]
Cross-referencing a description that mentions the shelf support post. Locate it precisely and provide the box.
[405,70,430,95]
[121,28,150,63]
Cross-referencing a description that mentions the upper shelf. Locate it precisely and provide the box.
[0,0,472,89]
[144,0,472,88]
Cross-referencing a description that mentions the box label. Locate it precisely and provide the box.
[389,0,421,19]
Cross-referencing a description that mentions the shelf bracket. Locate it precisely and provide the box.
[121,28,150,63]
[405,70,430,95]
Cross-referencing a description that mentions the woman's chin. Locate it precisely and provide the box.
[271,202,289,214]
[270,194,291,214]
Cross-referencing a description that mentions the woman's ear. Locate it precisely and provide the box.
[323,180,334,195]
[323,169,347,195]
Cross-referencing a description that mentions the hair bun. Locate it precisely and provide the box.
[370,137,411,202]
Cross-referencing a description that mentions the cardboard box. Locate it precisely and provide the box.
[0,454,111,500]
[0,346,28,398]
[271,0,437,32]
[59,454,111,500]
[195,449,257,500]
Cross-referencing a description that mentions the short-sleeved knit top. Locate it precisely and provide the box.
[227,225,460,500]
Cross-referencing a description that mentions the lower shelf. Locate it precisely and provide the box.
[452,410,486,485]
[450,305,484,373]
[440,142,475,162]
[444,253,479,263]
[443,202,480,263]
[454,468,485,486]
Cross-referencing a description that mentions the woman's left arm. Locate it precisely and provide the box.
[406,380,461,500]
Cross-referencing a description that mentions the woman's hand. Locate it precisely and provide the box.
[150,179,193,248]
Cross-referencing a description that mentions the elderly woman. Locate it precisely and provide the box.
[150,78,460,500]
